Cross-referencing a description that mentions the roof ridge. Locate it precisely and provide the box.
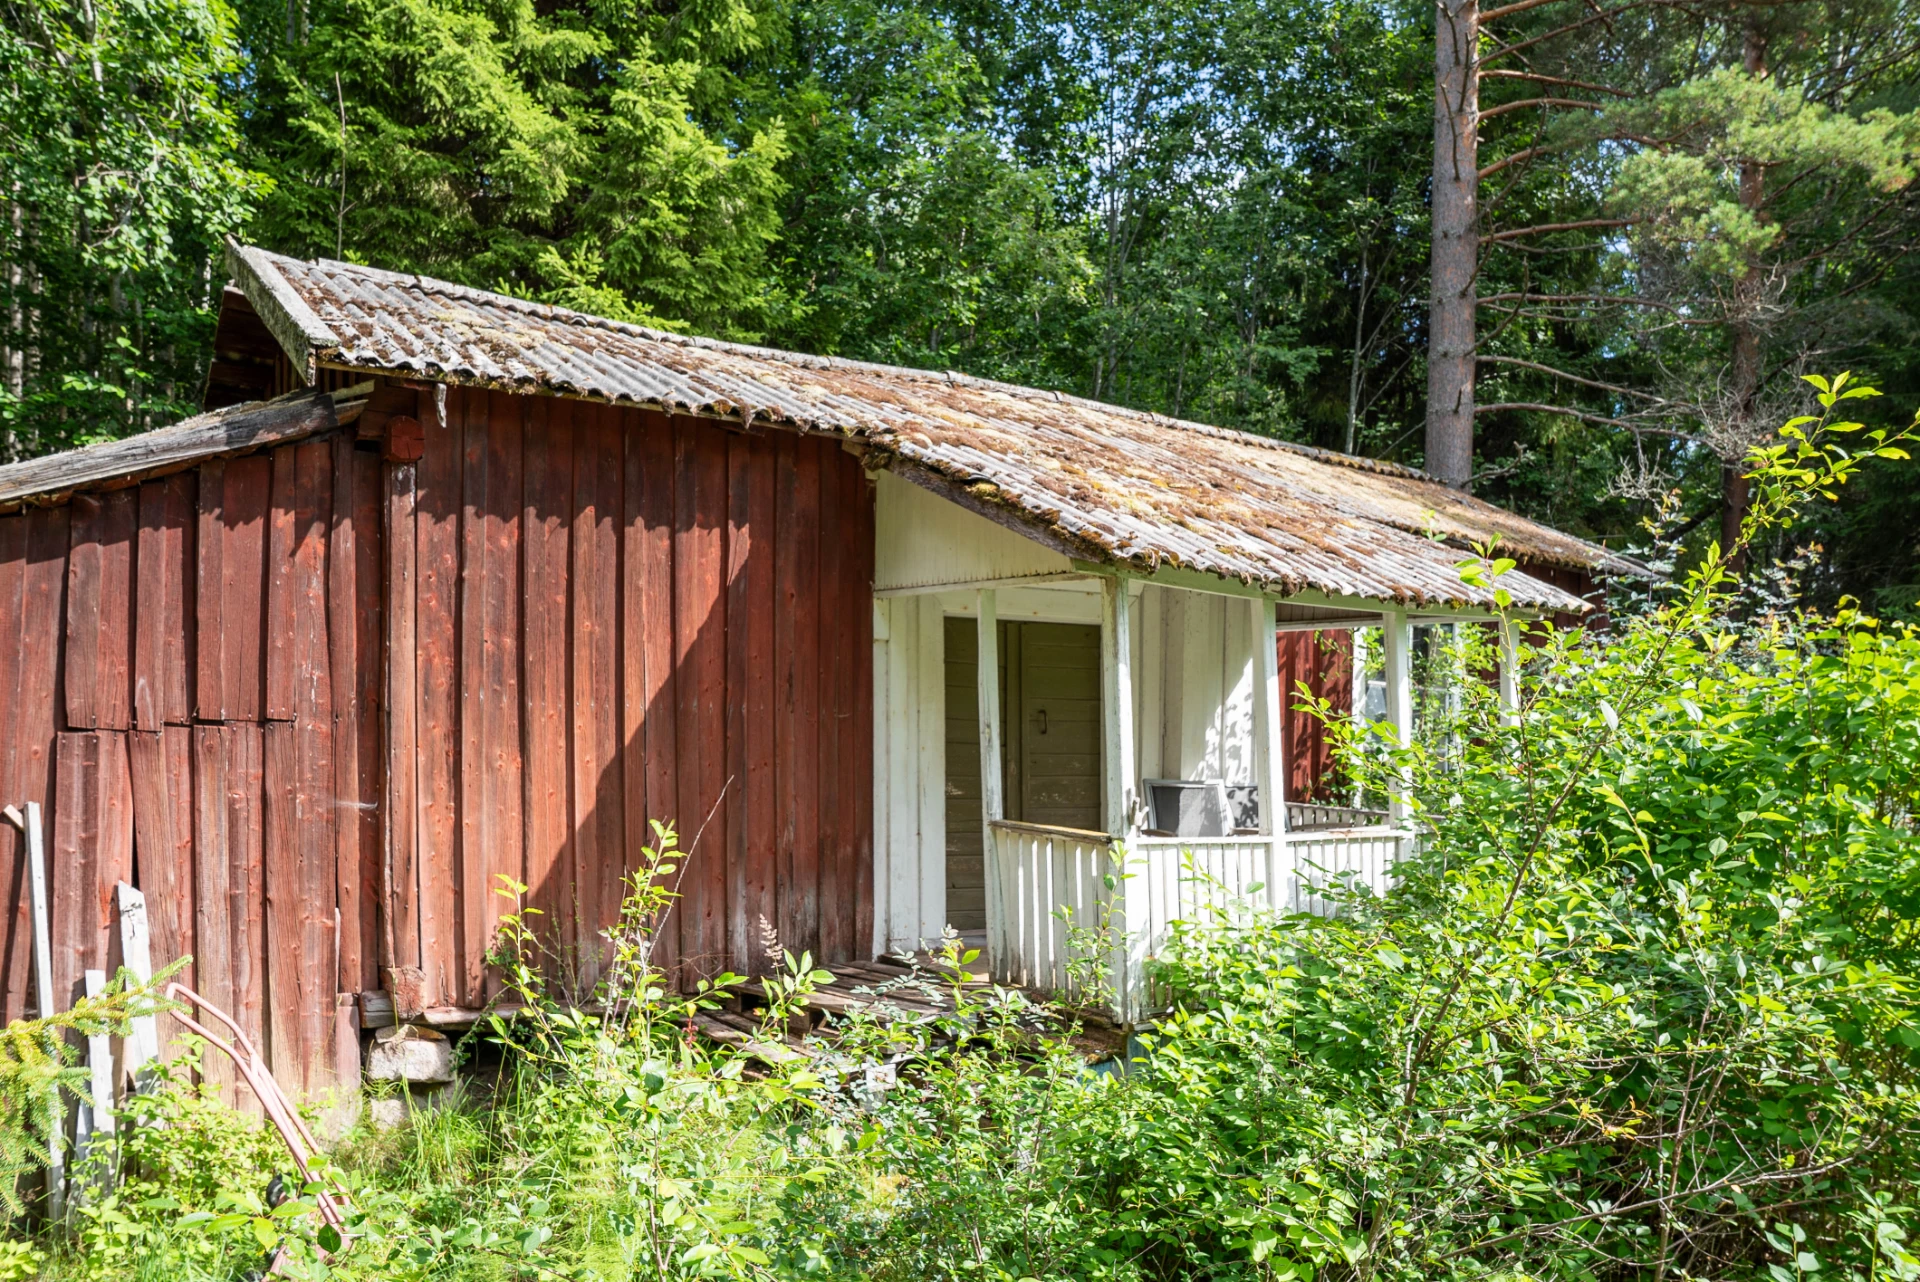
[292,251,1434,485]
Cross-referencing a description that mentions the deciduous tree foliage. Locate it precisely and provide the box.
[0,0,264,456]
[13,0,1920,600]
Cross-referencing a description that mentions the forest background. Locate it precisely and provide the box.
[5,0,1920,612]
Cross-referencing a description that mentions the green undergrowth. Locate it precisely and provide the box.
[10,378,1920,1280]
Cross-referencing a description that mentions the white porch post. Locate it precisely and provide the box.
[1100,575,1144,1019]
[976,590,1006,970]
[1498,616,1521,727]
[1251,597,1289,909]
[1381,608,1415,824]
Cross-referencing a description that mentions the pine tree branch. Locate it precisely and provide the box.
[1478,69,1630,96]
[1478,0,1571,21]
[1475,401,1639,426]
[1478,292,1678,310]
[1478,97,1610,119]
[1479,144,1566,180]
[1475,401,1681,430]
[1481,218,1634,242]
[1482,0,1689,64]
[1476,353,1680,404]
[1481,132,1664,179]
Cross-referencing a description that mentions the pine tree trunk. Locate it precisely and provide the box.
[1426,0,1479,489]
[1722,26,1768,571]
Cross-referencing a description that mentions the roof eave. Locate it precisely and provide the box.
[226,239,340,386]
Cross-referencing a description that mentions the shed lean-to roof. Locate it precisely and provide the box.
[0,386,368,513]
[226,243,1634,612]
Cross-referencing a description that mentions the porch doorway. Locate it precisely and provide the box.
[943,618,1103,933]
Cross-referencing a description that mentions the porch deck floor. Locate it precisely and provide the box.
[690,953,1128,1065]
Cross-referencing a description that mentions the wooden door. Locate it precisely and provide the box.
[1004,622,1102,830]
[942,618,1104,935]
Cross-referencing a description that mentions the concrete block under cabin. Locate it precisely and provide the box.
[0,239,1639,1109]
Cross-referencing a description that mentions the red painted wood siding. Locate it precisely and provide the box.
[0,434,375,1103]
[1278,630,1354,803]
[0,380,874,1098]
[386,392,874,1007]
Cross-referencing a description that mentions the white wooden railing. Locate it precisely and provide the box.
[988,820,1407,1021]
[1285,801,1390,831]
[986,821,1114,992]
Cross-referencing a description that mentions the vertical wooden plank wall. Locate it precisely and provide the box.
[383,391,875,1009]
[1277,630,1355,803]
[0,413,388,1102]
[0,385,875,1096]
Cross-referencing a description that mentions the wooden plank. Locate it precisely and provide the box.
[770,434,800,961]
[0,515,30,1021]
[571,401,623,984]
[194,460,225,718]
[11,519,64,950]
[225,723,266,1110]
[974,592,1003,949]
[133,474,196,729]
[129,727,195,999]
[50,732,133,1012]
[522,394,573,973]
[0,391,345,511]
[189,726,233,1095]
[263,445,298,720]
[383,456,420,981]
[742,435,776,972]
[674,421,728,981]
[1100,576,1143,1018]
[1254,600,1288,845]
[329,434,361,999]
[1381,609,1413,823]
[115,883,158,1080]
[485,391,524,1004]
[328,436,374,997]
[629,410,679,979]
[724,435,751,972]
[225,456,272,722]
[212,456,270,721]
[263,723,301,1084]
[882,602,916,955]
[851,472,876,960]
[788,438,822,965]
[816,448,849,961]
[454,390,523,1005]
[295,439,338,1091]
[453,386,487,1004]
[266,724,336,1092]
[64,490,135,730]
[419,384,463,1005]
[350,447,384,992]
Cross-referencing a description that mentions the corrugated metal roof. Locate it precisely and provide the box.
[230,242,1643,613]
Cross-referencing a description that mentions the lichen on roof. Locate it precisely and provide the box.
[228,241,1644,613]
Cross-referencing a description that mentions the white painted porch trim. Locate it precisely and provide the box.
[1252,597,1289,843]
[1380,608,1415,824]
[1099,574,1149,1015]
[977,590,1008,973]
